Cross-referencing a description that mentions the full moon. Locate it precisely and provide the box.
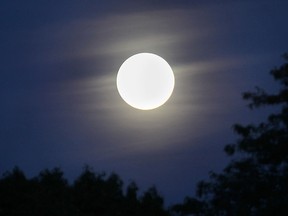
[117,53,175,110]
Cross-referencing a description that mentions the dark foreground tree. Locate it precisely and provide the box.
[172,54,288,216]
[0,166,169,216]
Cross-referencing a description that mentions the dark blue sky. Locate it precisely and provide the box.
[1,0,288,205]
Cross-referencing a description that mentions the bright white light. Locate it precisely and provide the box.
[117,53,175,110]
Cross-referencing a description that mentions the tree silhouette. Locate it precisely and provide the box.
[124,181,140,214]
[0,166,170,215]
[171,197,205,216]
[172,54,288,215]
[34,168,70,216]
[73,166,128,216]
[140,186,169,216]
[0,167,30,215]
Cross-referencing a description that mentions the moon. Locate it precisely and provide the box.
[117,53,175,110]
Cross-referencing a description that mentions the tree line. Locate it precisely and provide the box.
[1,54,288,215]
[0,166,169,216]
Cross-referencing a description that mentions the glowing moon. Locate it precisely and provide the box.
[117,53,175,110]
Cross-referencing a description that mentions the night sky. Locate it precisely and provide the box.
[1,0,288,205]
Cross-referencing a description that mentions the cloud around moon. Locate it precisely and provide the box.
[33,5,270,156]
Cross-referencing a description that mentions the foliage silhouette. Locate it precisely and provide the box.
[0,166,169,216]
[140,186,169,216]
[172,54,288,216]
